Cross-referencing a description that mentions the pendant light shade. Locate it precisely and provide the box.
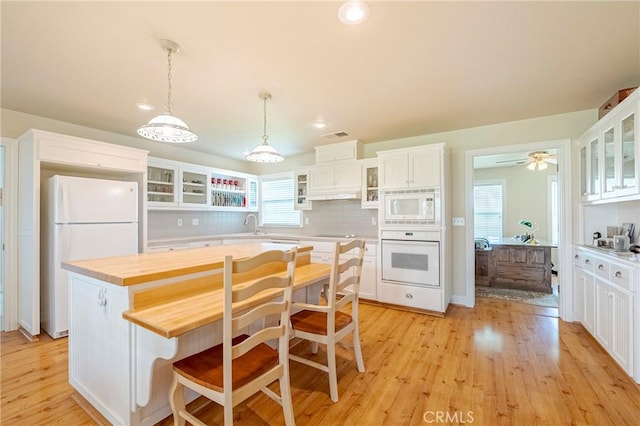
[246,92,284,163]
[137,39,198,143]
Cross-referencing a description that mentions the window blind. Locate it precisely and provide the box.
[474,183,503,240]
[260,174,301,227]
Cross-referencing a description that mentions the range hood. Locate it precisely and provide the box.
[307,190,361,201]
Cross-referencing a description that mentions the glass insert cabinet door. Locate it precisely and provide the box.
[621,111,636,193]
[148,165,177,204]
[589,136,600,198]
[603,125,616,196]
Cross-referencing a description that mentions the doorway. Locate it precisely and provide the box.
[465,139,573,321]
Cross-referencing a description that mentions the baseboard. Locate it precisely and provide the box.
[18,326,39,342]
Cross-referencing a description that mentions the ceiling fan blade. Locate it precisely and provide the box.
[496,158,528,164]
[547,158,558,164]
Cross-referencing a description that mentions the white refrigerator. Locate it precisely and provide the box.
[41,175,139,338]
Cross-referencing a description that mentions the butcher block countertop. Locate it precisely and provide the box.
[61,242,312,287]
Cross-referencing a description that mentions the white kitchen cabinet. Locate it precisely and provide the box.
[246,177,259,211]
[571,246,638,382]
[314,140,362,164]
[602,101,638,199]
[578,89,639,203]
[360,243,377,300]
[147,160,178,207]
[294,170,312,210]
[189,240,222,248]
[378,144,442,189]
[147,243,192,253]
[147,157,258,212]
[360,158,379,209]
[308,163,361,195]
[180,167,209,207]
[17,129,148,337]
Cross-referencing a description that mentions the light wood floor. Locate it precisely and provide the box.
[2,298,639,425]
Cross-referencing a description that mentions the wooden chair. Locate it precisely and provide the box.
[169,249,298,426]
[289,239,365,402]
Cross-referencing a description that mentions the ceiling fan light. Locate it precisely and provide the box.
[526,162,536,171]
[538,161,548,170]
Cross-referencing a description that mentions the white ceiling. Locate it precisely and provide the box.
[2,1,639,161]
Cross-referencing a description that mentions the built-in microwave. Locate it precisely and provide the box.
[381,188,440,226]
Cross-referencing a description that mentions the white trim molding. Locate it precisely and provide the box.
[1,137,19,331]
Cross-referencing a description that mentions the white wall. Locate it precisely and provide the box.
[1,107,598,302]
[474,165,558,242]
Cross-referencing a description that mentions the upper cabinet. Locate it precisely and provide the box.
[360,158,378,209]
[314,140,362,164]
[294,170,312,210]
[147,157,258,212]
[378,145,442,189]
[309,163,361,195]
[578,89,639,203]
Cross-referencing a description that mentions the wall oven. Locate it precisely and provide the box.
[381,230,440,288]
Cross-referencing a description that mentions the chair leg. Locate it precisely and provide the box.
[169,373,186,426]
[279,372,296,426]
[311,341,319,354]
[326,340,339,402]
[353,325,365,373]
[224,404,234,426]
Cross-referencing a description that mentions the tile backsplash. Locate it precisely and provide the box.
[148,200,378,240]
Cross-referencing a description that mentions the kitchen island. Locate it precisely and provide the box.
[476,237,555,293]
[61,242,330,425]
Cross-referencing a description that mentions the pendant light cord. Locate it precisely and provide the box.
[262,95,269,145]
[166,48,173,114]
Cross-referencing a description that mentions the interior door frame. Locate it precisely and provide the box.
[464,138,573,321]
[1,137,18,331]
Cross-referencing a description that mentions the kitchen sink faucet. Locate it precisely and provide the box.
[243,214,259,235]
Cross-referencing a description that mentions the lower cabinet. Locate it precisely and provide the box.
[360,243,377,301]
[572,246,638,382]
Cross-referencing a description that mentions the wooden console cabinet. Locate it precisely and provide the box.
[491,245,552,293]
[475,240,554,293]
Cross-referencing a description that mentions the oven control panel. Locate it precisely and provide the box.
[380,230,440,241]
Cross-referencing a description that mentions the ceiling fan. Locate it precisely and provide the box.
[496,151,557,171]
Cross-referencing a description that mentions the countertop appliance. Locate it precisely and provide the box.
[41,175,139,338]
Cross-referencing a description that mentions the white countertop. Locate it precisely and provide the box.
[148,233,379,247]
[576,244,640,265]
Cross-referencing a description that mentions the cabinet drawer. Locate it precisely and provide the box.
[610,264,634,292]
[580,254,595,272]
[378,282,443,312]
[594,259,610,280]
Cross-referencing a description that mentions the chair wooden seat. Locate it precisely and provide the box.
[170,249,298,426]
[290,310,352,335]
[172,335,278,393]
[289,239,366,403]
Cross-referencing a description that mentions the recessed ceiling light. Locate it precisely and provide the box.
[313,121,327,129]
[136,102,154,111]
[338,0,371,25]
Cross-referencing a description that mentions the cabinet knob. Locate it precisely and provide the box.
[614,271,623,278]
[584,259,590,264]
[597,264,604,270]
[574,254,579,259]
[405,293,413,299]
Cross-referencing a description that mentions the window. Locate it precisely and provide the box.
[474,181,504,240]
[260,173,301,227]
[549,176,559,245]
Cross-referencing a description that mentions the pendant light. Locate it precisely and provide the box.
[245,92,284,163]
[137,39,198,143]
